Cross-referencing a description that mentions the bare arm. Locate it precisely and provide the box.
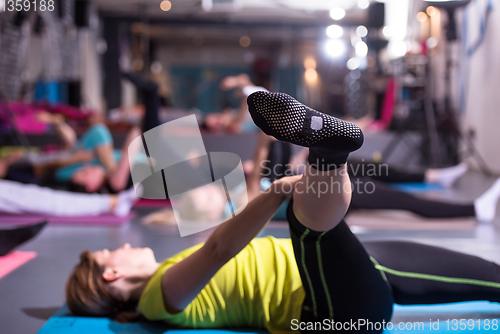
[37,112,77,150]
[95,144,117,176]
[246,131,273,200]
[160,176,301,313]
[107,127,142,192]
[232,98,250,125]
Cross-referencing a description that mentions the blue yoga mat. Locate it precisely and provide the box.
[394,301,500,314]
[37,305,266,334]
[390,183,445,193]
[388,302,500,333]
[38,302,500,334]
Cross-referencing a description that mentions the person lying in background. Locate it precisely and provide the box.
[204,74,266,133]
[66,71,172,194]
[0,112,115,183]
[64,125,142,194]
[246,109,500,224]
[0,112,100,185]
[0,109,143,194]
[0,117,142,215]
[0,179,138,217]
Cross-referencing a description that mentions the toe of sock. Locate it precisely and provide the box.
[247,92,272,136]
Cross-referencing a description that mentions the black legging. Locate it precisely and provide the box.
[287,200,500,333]
[267,150,475,219]
[348,159,425,183]
[349,177,476,218]
[342,159,476,219]
[121,72,160,134]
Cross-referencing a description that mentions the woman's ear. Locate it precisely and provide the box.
[102,268,125,283]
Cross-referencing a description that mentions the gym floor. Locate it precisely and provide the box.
[1,170,499,334]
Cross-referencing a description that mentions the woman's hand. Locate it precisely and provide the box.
[270,175,303,198]
[36,111,64,125]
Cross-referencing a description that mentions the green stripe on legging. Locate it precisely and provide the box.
[373,263,500,289]
[370,257,389,283]
[300,229,317,317]
[316,231,334,319]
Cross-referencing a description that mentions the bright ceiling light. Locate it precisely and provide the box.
[346,58,360,70]
[357,0,370,10]
[239,36,251,47]
[326,25,344,38]
[390,41,407,58]
[330,7,346,20]
[160,0,172,11]
[325,39,346,58]
[416,12,428,22]
[356,25,368,37]
[304,57,317,69]
[355,41,368,56]
[304,68,318,83]
[426,6,438,16]
[426,37,438,48]
[382,26,391,37]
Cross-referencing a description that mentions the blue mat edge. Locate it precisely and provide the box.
[390,183,445,193]
[37,302,500,334]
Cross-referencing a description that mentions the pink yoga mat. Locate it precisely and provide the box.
[0,251,37,279]
[0,212,135,226]
[134,199,171,208]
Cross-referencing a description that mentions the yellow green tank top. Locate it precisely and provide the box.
[138,237,305,333]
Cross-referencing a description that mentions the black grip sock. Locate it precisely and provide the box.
[247,91,364,170]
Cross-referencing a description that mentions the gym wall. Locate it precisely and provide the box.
[463,5,500,175]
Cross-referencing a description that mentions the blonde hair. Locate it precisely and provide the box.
[65,251,141,323]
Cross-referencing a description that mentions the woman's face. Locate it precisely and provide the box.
[91,244,159,301]
[71,165,106,192]
[93,243,158,276]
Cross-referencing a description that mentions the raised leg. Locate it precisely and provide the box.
[247,91,364,231]
[292,164,352,231]
[248,91,393,332]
